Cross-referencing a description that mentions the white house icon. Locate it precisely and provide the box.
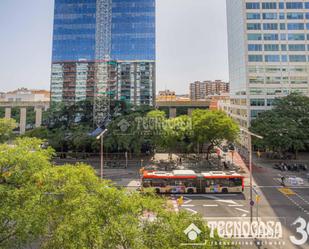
[184,223,202,241]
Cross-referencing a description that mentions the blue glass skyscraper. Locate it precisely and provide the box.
[51,0,156,106]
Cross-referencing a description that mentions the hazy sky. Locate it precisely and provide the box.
[0,0,228,94]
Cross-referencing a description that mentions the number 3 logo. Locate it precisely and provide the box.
[290,217,309,246]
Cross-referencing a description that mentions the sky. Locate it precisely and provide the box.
[0,0,228,94]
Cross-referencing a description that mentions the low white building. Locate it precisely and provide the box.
[3,88,50,102]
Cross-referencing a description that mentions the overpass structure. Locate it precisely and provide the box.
[155,100,210,118]
[0,101,50,134]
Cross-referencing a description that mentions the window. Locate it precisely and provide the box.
[229,178,242,187]
[280,23,286,30]
[263,13,277,19]
[286,2,303,9]
[281,44,287,51]
[265,55,280,62]
[248,55,263,62]
[249,76,264,83]
[246,2,260,9]
[307,23,309,29]
[251,110,264,118]
[287,12,304,19]
[267,99,276,106]
[288,34,305,40]
[279,2,284,9]
[279,13,285,19]
[248,34,262,40]
[250,99,265,106]
[250,88,264,95]
[262,2,277,9]
[280,34,286,40]
[248,44,263,51]
[288,44,306,51]
[264,44,279,51]
[266,88,282,95]
[264,34,278,40]
[247,13,261,19]
[263,23,278,30]
[282,55,288,62]
[287,23,305,30]
[289,55,306,62]
[247,23,261,30]
[306,2,309,9]
[266,76,281,84]
[306,13,309,19]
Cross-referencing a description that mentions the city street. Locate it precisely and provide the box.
[171,160,309,249]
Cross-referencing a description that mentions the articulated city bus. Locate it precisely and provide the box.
[141,170,244,194]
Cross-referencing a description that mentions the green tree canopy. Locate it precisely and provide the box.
[0,118,17,143]
[250,94,309,156]
[0,138,231,249]
[192,110,239,158]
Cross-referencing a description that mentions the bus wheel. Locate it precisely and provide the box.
[187,188,194,194]
[222,188,228,194]
[155,188,160,194]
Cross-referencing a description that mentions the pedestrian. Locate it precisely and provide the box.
[281,176,285,186]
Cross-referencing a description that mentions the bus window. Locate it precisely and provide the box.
[229,178,242,187]
[219,179,229,187]
[185,179,196,187]
[205,180,210,187]
[175,180,184,186]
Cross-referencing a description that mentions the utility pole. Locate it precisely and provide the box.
[96,129,108,179]
[240,128,263,224]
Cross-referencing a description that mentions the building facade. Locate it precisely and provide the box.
[189,80,229,100]
[226,0,309,128]
[51,0,155,107]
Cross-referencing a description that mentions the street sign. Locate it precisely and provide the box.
[256,195,261,203]
[250,200,255,206]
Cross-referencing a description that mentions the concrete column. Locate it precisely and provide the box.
[5,107,11,119]
[35,107,42,128]
[169,107,177,118]
[187,108,194,116]
[19,108,27,134]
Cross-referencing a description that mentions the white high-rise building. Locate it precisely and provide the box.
[226,0,309,128]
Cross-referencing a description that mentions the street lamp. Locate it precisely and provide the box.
[96,129,108,179]
[240,128,263,224]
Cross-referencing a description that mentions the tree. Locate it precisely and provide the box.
[23,127,49,140]
[158,115,192,156]
[0,138,54,248]
[0,138,232,249]
[250,94,309,157]
[192,110,239,159]
[0,118,17,143]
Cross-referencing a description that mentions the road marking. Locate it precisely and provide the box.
[183,197,192,204]
[216,199,237,205]
[294,192,309,205]
[182,204,194,207]
[228,204,244,207]
[203,204,219,207]
[235,208,249,213]
[241,214,247,217]
[185,208,198,214]
[278,187,295,195]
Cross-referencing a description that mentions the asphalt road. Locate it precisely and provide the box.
[173,164,309,249]
[55,156,309,248]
